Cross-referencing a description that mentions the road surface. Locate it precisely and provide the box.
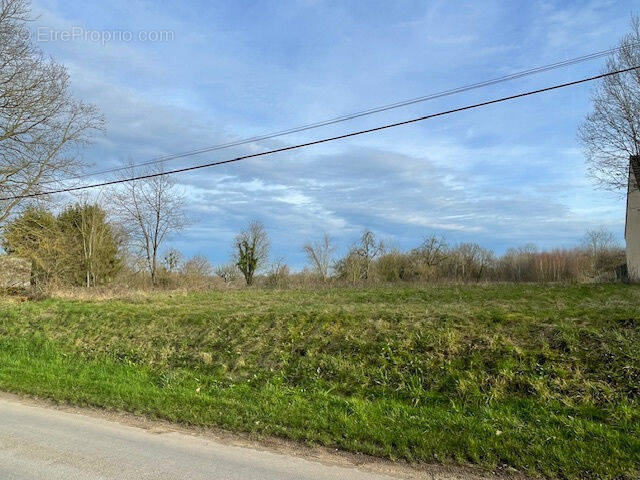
[0,396,408,480]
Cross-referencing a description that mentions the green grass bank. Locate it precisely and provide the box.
[0,284,638,479]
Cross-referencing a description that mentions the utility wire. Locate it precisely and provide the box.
[3,65,637,202]
[46,45,632,184]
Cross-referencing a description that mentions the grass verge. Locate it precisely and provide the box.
[0,284,639,479]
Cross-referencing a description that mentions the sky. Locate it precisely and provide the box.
[26,0,638,268]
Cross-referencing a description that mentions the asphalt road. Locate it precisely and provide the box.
[0,397,403,480]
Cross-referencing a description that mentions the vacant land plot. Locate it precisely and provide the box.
[0,284,638,479]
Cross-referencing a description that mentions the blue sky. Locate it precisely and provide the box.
[29,0,637,268]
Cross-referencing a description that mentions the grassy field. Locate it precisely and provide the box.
[0,284,639,479]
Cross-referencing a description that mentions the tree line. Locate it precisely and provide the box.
[1,203,625,289]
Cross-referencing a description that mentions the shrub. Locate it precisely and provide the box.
[264,260,290,288]
[180,255,213,288]
[215,263,242,285]
[374,251,413,282]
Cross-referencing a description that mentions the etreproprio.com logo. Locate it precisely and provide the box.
[35,26,175,45]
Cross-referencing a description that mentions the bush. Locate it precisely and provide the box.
[374,251,413,282]
[214,263,242,285]
[179,255,213,288]
[264,260,290,288]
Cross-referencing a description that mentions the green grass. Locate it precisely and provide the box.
[0,284,639,479]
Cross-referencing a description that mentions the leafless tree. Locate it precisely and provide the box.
[111,164,186,285]
[162,248,183,273]
[181,254,212,278]
[581,227,617,254]
[407,234,449,280]
[411,234,448,267]
[264,258,290,288]
[335,229,386,282]
[233,220,269,286]
[214,263,241,285]
[499,243,539,282]
[578,15,640,191]
[178,254,213,289]
[303,232,336,281]
[580,227,622,277]
[354,229,385,280]
[0,0,103,224]
[449,243,495,282]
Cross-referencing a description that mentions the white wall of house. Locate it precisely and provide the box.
[626,156,640,281]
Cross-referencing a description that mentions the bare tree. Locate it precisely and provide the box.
[354,229,385,280]
[411,234,448,267]
[500,243,538,282]
[264,258,290,288]
[335,229,386,283]
[303,232,335,281]
[578,16,640,191]
[162,248,183,273]
[233,220,269,286]
[0,0,103,224]
[111,164,186,285]
[449,243,495,282]
[581,227,617,254]
[214,263,241,285]
[581,227,622,277]
[181,254,212,278]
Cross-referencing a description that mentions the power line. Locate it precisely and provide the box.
[3,65,637,202]
[48,45,631,185]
